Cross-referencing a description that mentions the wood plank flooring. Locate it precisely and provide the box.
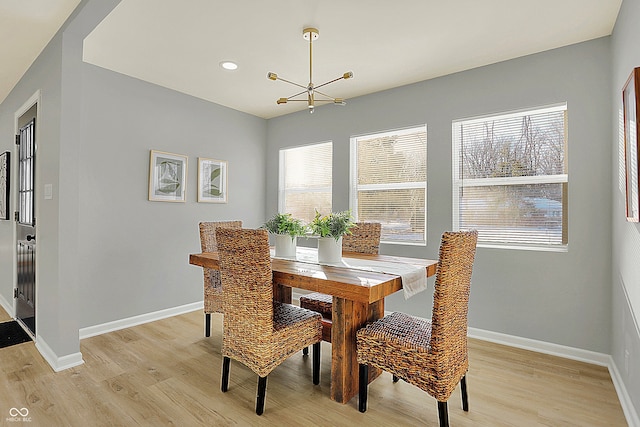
[0,309,628,426]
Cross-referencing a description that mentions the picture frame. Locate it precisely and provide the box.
[148,150,188,202]
[198,157,228,203]
[0,151,9,220]
[623,67,640,222]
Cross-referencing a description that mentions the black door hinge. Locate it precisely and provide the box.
[14,211,19,221]
[14,288,18,299]
[15,134,20,145]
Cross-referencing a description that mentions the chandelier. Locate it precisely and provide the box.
[267,27,353,114]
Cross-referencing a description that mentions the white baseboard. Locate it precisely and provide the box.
[467,327,611,366]
[35,336,84,372]
[79,301,203,339]
[609,355,640,427]
[0,292,13,317]
[467,326,638,426]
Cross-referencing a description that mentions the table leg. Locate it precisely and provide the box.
[272,282,292,304]
[331,297,383,404]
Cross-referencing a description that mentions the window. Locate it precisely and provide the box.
[350,126,427,245]
[279,141,332,223]
[452,104,568,250]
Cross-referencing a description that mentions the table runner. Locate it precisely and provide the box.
[272,248,428,299]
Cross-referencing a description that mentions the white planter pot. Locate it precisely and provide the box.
[275,234,297,258]
[317,236,343,264]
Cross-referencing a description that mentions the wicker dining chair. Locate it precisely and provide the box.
[198,220,242,337]
[356,230,478,427]
[216,228,323,415]
[299,222,381,349]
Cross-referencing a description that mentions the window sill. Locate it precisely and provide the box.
[477,242,568,253]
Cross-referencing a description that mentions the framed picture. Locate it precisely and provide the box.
[148,150,188,202]
[198,157,227,203]
[623,67,640,222]
[0,151,9,220]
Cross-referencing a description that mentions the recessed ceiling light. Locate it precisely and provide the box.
[220,61,238,70]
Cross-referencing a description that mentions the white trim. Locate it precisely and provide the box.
[477,242,568,252]
[356,181,426,191]
[13,90,41,337]
[457,174,568,187]
[621,273,640,338]
[79,302,202,339]
[609,356,640,427]
[468,327,638,427]
[14,90,41,122]
[35,336,84,372]
[452,102,567,125]
[351,123,429,140]
[468,327,610,366]
[0,292,13,317]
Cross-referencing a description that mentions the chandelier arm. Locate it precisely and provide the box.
[286,89,309,100]
[313,89,337,100]
[274,76,308,90]
[313,76,347,91]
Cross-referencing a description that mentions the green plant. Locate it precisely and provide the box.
[310,210,355,240]
[261,213,307,239]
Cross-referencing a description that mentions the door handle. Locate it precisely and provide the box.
[26,235,35,242]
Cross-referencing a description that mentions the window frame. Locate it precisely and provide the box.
[350,125,428,246]
[452,103,568,252]
[278,141,333,222]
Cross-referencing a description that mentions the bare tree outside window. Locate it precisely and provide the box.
[453,105,568,249]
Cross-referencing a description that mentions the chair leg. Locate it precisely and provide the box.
[256,376,268,415]
[359,364,369,413]
[437,401,449,427]
[312,342,321,385]
[221,357,230,392]
[303,346,309,356]
[205,313,211,337]
[461,375,469,411]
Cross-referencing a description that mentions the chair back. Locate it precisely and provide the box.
[199,221,243,314]
[429,230,478,382]
[216,228,274,352]
[342,222,381,254]
[199,220,242,252]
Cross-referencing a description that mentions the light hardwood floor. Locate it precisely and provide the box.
[0,309,628,426]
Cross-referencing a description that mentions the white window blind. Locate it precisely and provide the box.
[351,126,427,245]
[452,104,568,249]
[279,141,332,223]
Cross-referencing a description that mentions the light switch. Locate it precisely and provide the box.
[44,184,53,200]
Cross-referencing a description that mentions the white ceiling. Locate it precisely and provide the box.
[0,0,81,104]
[3,1,623,119]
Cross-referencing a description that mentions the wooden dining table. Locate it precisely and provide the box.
[189,247,438,404]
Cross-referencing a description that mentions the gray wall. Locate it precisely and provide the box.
[0,0,267,359]
[77,63,267,327]
[0,0,115,358]
[611,0,640,414]
[267,37,612,353]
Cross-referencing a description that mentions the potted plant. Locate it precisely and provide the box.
[310,210,356,263]
[262,213,307,258]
